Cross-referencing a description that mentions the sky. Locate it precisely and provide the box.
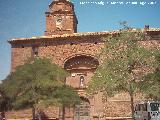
[0,0,160,80]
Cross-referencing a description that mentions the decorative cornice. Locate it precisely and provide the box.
[49,0,73,9]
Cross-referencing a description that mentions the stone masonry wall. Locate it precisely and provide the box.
[11,36,103,71]
[39,37,102,67]
[11,46,32,72]
[6,107,59,120]
[11,37,159,71]
[9,36,160,119]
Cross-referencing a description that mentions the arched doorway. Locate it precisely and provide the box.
[74,97,90,120]
[64,55,99,119]
[64,55,99,88]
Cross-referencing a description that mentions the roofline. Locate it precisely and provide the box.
[8,31,112,43]
[8,28,160,43]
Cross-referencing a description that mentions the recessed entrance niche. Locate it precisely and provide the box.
[64,55,99,70]
[64,55,99,88]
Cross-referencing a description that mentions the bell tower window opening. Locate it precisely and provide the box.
[80,76,85,88]
[56,16,62,25]
[32,46,39,57]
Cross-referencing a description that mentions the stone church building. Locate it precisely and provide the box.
[8,0,160,119]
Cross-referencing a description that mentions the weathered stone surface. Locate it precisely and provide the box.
[45,0,77,35]
[11,36,103,71]
[7,0,160,119]
[6,109,32,119]
[6,107,59,120]
[9,35,160,119]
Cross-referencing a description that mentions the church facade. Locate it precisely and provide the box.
[8,0,160,119]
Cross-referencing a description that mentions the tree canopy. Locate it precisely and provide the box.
[141,51,160,100]
[88,26,158,118]
[0,58,80,110]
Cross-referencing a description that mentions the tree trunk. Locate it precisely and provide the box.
[62,105,65,120]
[37,111,42,120]
[130,93,134,120]
[32,107,36,120]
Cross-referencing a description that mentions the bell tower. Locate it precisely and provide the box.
[45,0,78,35]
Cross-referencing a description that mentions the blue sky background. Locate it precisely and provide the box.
[0,0,160,80]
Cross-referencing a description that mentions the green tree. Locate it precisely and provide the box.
[55,85,80,120]
[141,51,160,100]
[0,58,80,119]
[88,26,157,119]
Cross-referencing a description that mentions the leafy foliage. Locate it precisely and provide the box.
[0,58,80,110]
[88,29,156,95]
[88,25,158,118]
[141,51,160,100]
[54,85,80,107]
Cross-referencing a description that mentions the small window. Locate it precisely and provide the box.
[70,42,74,45]
[80,76,85,88]
[32,46,39,57]
[134,105,138,111]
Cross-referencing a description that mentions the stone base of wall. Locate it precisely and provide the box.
[5,92,146,120]
[6,109,32,119]
[5,101,133,120]
[5,106,59,120]
[104,101,131,117]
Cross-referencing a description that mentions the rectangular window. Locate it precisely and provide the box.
[32,46,39,57]
[80,76,85,88]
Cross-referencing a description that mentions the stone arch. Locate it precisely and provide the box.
[63,54,99,70]
[63,54,99,68]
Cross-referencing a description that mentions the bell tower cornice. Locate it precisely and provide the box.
[45,0,78,35]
